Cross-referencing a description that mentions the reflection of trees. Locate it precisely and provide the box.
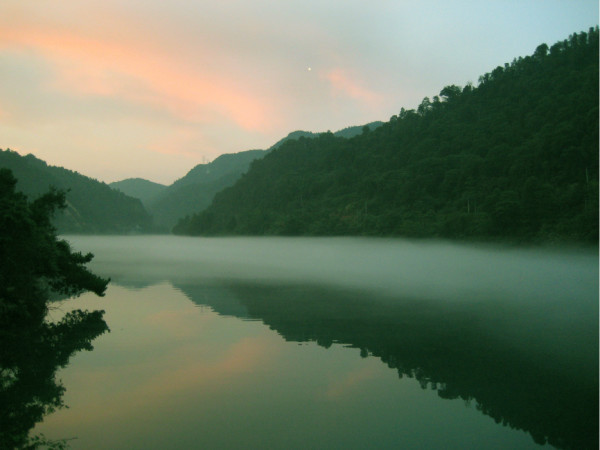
[0,309,109,449]
[178,282,598,450]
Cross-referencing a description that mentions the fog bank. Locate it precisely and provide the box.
[65,236,598,307]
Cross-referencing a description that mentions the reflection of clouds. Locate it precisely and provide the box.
[46,335,278,431]
[126,335,276,405]
[323,366,380,400]
[143,308,215,340]
[39,281,281,433]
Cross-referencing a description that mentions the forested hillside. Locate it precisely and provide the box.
[174,28,599,244]
[147,149,266,228]
[268,121,383,149]
[144,122,384,229]
[0,150,152,233]
[109,178,167,206]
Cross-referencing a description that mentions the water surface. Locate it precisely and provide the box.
[33,236,598,449]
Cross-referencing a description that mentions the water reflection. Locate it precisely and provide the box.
[61,236,598,449]
[172,281,598,450]
[0,309,109,448]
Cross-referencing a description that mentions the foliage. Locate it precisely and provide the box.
[0,168,109,325]
[0,150,153,233]
[0,168,110,448]
[175,28,599,244]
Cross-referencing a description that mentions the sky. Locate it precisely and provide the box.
[0,1,598,185]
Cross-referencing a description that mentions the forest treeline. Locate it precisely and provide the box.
[174,28,599,244]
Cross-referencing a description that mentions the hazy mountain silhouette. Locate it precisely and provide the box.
[0,149,153,233]
[109,178,167,207]
[117,121,383,230]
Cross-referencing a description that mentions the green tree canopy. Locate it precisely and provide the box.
[0,168,109,326]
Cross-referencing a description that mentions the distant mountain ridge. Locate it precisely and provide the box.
[0,149,152,233]
[112,121,384,229]
[269,121,383,149]
[109,178,166,206]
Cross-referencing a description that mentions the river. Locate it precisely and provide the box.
[31,236,598,449]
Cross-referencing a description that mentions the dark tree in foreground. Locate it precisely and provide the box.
[0,168,110,448]
[0,168,109,327]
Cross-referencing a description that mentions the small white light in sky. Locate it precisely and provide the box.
[307,67,312,71]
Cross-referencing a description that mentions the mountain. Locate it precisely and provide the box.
[269,122,383,149]
[0,149,153,233]
[147,149,267,229]
[146,122,384,229]
[333,121,384,139]
[109,178,167,207]
[174,28,599,244]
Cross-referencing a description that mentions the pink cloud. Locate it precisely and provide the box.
[0,24,275,132]
[323,68,383,108]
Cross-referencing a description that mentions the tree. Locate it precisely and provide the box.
[0,168,109,327]
[440,85,462,101]
[0,168,110,448]
[534,43,549,59]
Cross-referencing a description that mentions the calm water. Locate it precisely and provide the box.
[30,236,598,449]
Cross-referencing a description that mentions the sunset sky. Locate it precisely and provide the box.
[1,1,598,185]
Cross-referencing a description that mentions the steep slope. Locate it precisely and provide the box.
[149,122,384,229]
[174,28,599,244]
[109,178,167,206]
[148,149,266,228]
[0,149,152,233]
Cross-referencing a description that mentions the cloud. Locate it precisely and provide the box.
[1,0,597,184]
[145,125,216,159]
[0,23,274,132]
[323,68,383,108]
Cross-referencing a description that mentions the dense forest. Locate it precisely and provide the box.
[0,149,153,233]
[174,28,599,244]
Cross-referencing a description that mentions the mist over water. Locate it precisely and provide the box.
[68,235,597,307]
[66,235,598,362]
[66,235,598,365]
